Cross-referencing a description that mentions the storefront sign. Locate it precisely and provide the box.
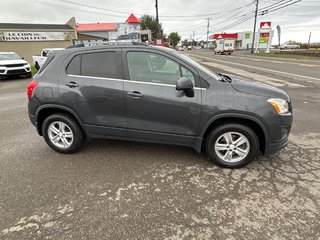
[260,22,271,29]
[0,31,71,41]
[245,32,251,39]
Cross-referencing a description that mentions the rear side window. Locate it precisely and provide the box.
[82,52,117,78]
[66,51,117,79]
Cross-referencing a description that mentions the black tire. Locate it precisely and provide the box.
[35,62,40,71]
[42,114,85,154]
[205,123,259,168]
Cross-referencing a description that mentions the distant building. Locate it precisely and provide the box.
[0,17,77,63]
[76,13,145,42]
[212,32,254,49]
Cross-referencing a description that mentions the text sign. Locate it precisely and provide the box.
[259,33,270,44]
[0,32,71,41]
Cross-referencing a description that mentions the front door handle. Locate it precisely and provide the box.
[128,91,144,98]
[65,81,79,88]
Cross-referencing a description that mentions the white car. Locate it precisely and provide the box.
[279,43,300,49]
[32,48,64,71]
[0,52,31,79]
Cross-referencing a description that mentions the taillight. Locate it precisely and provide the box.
[27,81,39,100]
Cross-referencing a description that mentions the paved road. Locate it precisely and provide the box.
[0,68,320,239]
[188,50,320,83]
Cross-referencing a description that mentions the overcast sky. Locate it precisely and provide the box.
[0,0,319,44]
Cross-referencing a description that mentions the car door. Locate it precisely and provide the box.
[122,49,202,144]
[59,49,127,137]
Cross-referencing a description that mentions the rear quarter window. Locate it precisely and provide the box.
[66,54,81,75]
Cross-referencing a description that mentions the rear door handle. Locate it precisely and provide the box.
[127,91,144,98]
[65,81,79,88]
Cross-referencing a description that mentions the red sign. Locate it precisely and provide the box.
[212,33,238,39]
[260,22,271,28]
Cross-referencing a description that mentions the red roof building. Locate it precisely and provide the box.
[125,14,141,24]
[76,23,117,32]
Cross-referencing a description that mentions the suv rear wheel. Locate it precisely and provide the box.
[42,114,85,153]
[205,123,259,168]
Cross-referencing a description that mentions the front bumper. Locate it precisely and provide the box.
[0,66,31,76]
[263,112,292,156]
[264,134,289,155]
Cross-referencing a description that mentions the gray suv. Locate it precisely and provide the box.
[27,43,292,168]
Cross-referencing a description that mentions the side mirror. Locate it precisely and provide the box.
[176,77,194,97]
[21,57,24,60]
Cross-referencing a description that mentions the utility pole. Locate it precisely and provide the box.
[193,31,195,46]
[155,0,160,39]
[251,0,259,54]
[206,17,211,49]
[308,32,312,49]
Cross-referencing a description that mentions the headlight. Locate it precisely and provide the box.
[267,98,290,114]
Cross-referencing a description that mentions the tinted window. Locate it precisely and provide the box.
[66,55,81,75]
[81,52,117,78]
[127,52,181,85]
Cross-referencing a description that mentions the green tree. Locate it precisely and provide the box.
[168,32,181,47]
[140,14,163,40]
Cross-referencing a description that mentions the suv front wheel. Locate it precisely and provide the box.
[42,114,85,153]
[205,123,259,168]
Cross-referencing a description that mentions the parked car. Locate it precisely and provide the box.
[32,48,64,71]
[27,42,293,168]
[0,52,31,79]
[279,42,300,49]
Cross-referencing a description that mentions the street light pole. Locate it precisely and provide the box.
[251,0,259,54]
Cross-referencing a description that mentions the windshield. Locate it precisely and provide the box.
[173,51,221,80]
[0,53,21,61]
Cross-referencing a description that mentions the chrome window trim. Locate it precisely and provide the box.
[67,74,207,90]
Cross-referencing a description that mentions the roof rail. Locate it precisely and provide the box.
[69,40,149,48]
[66,43,84,49]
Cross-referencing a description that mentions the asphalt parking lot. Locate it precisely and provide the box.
[1,52,320,239]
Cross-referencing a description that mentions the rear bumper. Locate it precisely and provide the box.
[28,113,41,135]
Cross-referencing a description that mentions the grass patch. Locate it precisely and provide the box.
[31,66,38,74]
[254,53,320,59]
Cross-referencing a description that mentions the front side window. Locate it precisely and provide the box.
[127,52,193,86]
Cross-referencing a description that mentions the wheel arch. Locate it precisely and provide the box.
[36,104,85,136]
[200,114,269,154]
